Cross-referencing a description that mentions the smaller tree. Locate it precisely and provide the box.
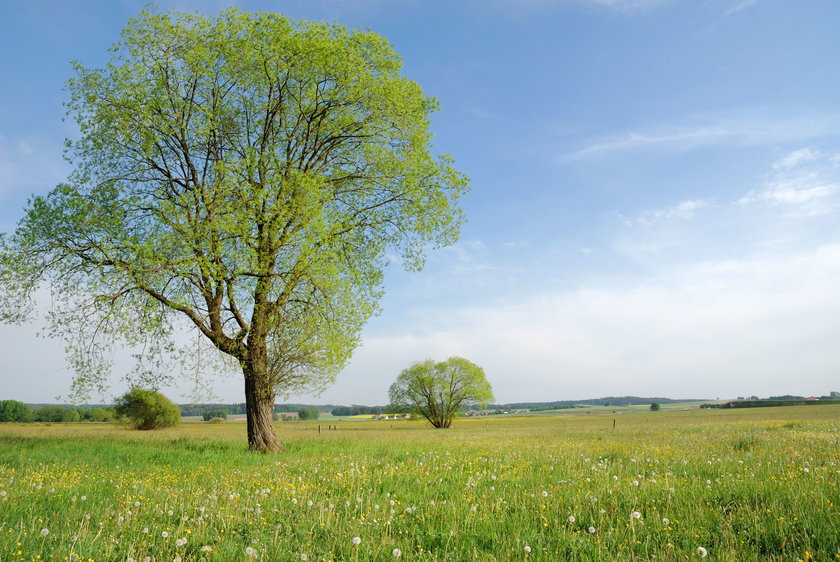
[388,357,493,428]
[650,402,661,411]
[115,388,180,430]
[89,407,116,422]
[297,407,321,421]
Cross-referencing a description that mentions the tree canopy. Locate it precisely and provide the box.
[388,357,493,428]
[0,8,468,452]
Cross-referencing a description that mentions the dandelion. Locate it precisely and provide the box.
[662,518,670,525]
[568,515,576,523]
[352,536,361,546]
[631,511,642,520]
[392,548,402,557]
[40,528,49,537]
[632,480,639,486]
[588,526,596,534]
[162,531,169,538]
[142,527,149,534]
[300,555,307,561]
[697,546,708,557]
[245,546,257,557]
[541,490,548,497]
[200,546,212,552]
[175,538,187,547]
[524,546,532,553]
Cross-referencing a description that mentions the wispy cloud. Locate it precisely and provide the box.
[723,0,760,17]
[558,110,840,162]
[739,148,840,214]
[618,199,708,226]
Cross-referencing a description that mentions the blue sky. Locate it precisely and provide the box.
[2,0,839,405]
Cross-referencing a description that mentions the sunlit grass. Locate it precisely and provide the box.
[1,406,838,560]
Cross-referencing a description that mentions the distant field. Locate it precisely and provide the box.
[1,406,838,560]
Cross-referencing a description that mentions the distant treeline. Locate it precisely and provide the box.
[472,396,708,410]
[705,399,840,409]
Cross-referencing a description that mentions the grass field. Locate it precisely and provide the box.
[1,406,838,561]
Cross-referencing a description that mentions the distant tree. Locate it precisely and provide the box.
[115,388,181,430]
[297,407,320,421]
[88,407,116,422]
[650,402,661,411]
[202,409,229,421]
[0,400,32,422]
[388,357,493,428]
[830,391,839,399]
[33,406,80,422]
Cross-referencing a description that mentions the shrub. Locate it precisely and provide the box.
[115,388,181,430]
[0,400,32,422]
[202,408,229,421]
[650,403,661,411]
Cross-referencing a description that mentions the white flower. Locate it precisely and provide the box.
[161,531,169,538]
[134,501,141,507]
[568,515,575,523]
[245,546,257,557]
[524,545,532,553]
[632,480,639,487]
[541,490,548,497]
[81,496,87,501]
[352,536,362,545]
[175,538,187,547]
[803,467,810,473]
[588,526,596,534]
[300,555,307,561]
[697,546,708,557]
[392,548,402,557]
[200,546,212,552]
[40,528,49,536]
[631,511,642,520]
[662,518,670,525]
[173,557,182,562]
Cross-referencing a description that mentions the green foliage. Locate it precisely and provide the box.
[33,406,79,423]
[297,407,320,421]
[388,356,493,428]
[115,388,181,430]
[88,407,116,422]
[650,402,661,411]
[202,409,229,422]
[0,8,467,451]
[0,400,32,422]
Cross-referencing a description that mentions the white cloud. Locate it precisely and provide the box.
[773,147,821,169]
[739,148,840,213]
[316,244,840,404]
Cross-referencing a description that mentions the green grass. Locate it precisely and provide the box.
[1,406,838,560]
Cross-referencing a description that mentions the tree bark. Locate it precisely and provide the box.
[243,358,285,453]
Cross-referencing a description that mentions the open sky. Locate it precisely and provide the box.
[2,0,839,405]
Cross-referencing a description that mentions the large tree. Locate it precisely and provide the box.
[388,357,493,428]
[0,9,467,452]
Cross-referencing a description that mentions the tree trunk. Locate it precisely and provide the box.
[243,359,285,453]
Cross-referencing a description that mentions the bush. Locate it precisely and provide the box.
[0,400,32,422]
[115,388,181,430]
[297,407,320,420]
[202,408,229,421]
[650,403,661,411]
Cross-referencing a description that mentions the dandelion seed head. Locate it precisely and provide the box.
[392,548,402,557]
[40,528,49,536]
[524,545,531,553]
[352,536,361,545]
[588,526,596,534]
[697,546,708,557]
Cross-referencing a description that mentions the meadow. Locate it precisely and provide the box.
[0,406,837,561]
